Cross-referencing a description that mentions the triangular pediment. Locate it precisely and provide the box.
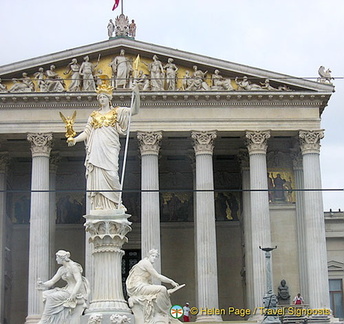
[328,260,344,272]
[0,38,334,95]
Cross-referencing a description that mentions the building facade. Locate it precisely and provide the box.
[0,36,337,323]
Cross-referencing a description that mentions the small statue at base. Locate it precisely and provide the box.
[126,249,185,324]
[37,250,90,324]
[277,279,290,305]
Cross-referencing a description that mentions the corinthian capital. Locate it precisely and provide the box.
[27,133,53,157]
[192,131,217,155]
[299,130,324,154]
[137,131,162,156]
[84,216,132,252]
[245,130,270,154]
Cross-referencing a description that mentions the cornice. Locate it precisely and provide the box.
[0,91,332,111]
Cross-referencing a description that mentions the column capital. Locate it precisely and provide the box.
[0,152,9,173]
[137,131,162,156]
[192,130,217,155]
[245,130,270,155]
[84,214,132,253]
[299,130,324,155]
[27,133,53,157]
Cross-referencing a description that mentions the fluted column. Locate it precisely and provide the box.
[291,146,308,303]
[299,130,329,309]
[49,153,60,276]
[192,131,221,322]
[26,133,53,324]
[0,153,9,324]
[245,130,271,309]
[85,196,94,302]
[238,149,253,309]
[137,131,162,273]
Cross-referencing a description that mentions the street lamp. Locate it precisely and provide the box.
[259,246,281,324]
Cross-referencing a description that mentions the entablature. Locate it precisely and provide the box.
[0,90,332,111]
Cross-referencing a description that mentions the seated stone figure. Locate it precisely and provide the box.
[277,279,290,305]
[126,249,184,324]
[37,250,90,324]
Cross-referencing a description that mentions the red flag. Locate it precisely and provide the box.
[112,0,120,10]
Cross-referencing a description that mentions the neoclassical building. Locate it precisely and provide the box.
[0,27,338,323]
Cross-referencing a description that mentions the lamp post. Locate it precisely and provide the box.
[259,246,281,324]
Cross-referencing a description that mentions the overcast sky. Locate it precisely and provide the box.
[1,0,343,211]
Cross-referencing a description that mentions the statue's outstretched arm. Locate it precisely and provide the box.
[37,267,63,289]
[144,261,179,287]
[68,131,87,147]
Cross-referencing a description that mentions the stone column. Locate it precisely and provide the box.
[238,149,253,310]
[245,130,271,309]
[49,153,60,276]
[291,146,308,303]
[85,197,94,302]
[137,131,162,272]
[191,131,221,322]
[299,130,330,309]
[0,153,9,324]
[26,133,53,324]
[83,211,133,322]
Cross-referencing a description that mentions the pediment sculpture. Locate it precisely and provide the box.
[1,50,311,94]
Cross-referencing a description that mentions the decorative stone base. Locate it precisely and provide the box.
[81,311,135,324]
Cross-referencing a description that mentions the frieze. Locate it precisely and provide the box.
[0,41,334,98]
[0,54,298,94]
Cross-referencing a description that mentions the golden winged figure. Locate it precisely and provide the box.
[59,111,77,142]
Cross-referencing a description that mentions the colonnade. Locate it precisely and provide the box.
[0,129,330,323]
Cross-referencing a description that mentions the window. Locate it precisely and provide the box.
[329,279,344,319]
